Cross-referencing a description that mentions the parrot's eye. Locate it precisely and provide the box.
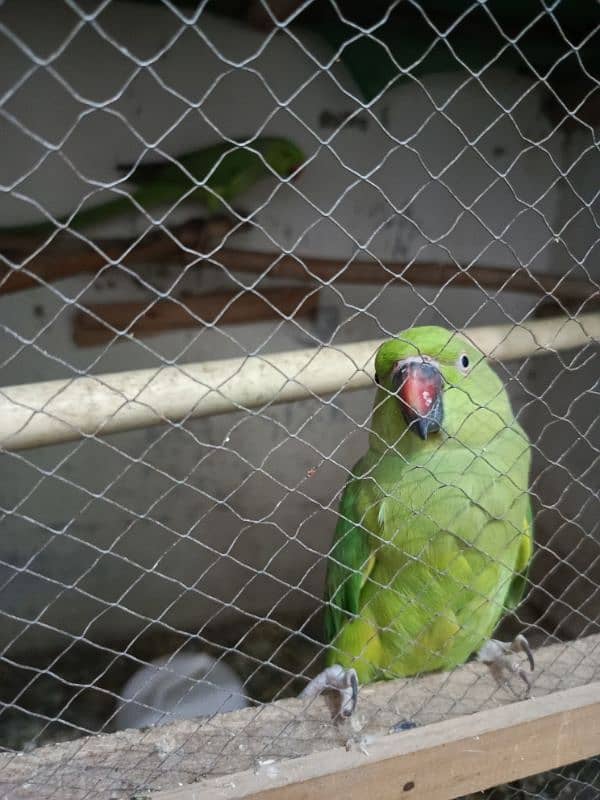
[458,354,470,373]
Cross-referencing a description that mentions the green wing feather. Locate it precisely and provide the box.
[503,500,534,613]
[324,469,372,644]
[118,142,237,188]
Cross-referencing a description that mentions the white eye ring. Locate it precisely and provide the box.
[457,353,470,373]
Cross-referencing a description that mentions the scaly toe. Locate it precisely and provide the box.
[299,665,359,719]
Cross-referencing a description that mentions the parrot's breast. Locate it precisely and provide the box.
[333,439,531,681]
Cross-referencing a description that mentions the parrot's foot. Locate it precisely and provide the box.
[299,665,359,719]
[478,634,535,694]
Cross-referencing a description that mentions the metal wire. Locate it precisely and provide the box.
[0,0,599,797]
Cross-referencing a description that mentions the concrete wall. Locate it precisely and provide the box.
[1,0,597,656]
[519,123,600,640]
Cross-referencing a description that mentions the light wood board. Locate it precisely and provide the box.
[158,681,600,800]
[0,633,598,799]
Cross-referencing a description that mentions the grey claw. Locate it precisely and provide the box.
[478,634,535,695]
[299,665,359,719]
[515,634,535,672]
[517,668,532,692]
[345,671,359,718]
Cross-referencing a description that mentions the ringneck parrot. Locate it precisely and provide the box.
[302,326,534,716]
[3,137,304,236]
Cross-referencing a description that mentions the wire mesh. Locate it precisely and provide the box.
[0,0,599,797]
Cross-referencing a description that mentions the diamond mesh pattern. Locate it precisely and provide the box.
[0,1,599,798]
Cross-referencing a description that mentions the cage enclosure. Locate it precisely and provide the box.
[0,1,599,798]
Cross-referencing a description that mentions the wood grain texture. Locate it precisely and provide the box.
[0,217,236,294]
[157,682,600,800]
[214,248,599,303]
[73,287,319,346]
[2,232,597,305]
[0,633,598,800]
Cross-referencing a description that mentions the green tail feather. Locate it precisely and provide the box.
[2,196,138,238]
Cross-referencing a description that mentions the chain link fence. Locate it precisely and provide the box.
[0,0,599,797]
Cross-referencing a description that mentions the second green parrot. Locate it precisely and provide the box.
[301,326,534,716]
[4,137,304,236]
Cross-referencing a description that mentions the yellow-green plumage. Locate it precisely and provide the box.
[324,326,533,683]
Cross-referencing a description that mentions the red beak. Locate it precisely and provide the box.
[393,361,444,440]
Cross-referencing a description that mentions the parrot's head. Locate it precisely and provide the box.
[371,326,513,452]
[257,138,305,181]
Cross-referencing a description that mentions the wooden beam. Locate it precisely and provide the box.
[72,287,320,346]
[0,634,598,800]
[158,682,600,800]
[0,217,236,294]
[212,248,599,304]
[0,312,598,451]
[2,229,597,306]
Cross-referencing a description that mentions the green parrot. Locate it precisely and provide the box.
[3,137,304,236]
[301,326,534,717]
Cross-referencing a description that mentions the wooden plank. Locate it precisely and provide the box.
[0,633,598,800]
[72,287,320,346]
[157,681,600,800]
[0,311,598,451]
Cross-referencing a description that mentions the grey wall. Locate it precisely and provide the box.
[1,0,597,657]
[519,124,600,640]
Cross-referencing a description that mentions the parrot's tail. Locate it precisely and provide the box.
[0,196,136,238]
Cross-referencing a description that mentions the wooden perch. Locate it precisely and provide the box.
[0,633,598,800]
[73,287,320,347]
[1,224,597,305]
[1,312,598,452]
[213,248,599,303]
[187,683,600,800]
[0,217,236,294]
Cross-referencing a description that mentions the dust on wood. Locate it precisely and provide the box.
[0,634,598,799]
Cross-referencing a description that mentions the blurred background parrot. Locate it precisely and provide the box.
[3,137,304,237]
[301,326,534,717]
